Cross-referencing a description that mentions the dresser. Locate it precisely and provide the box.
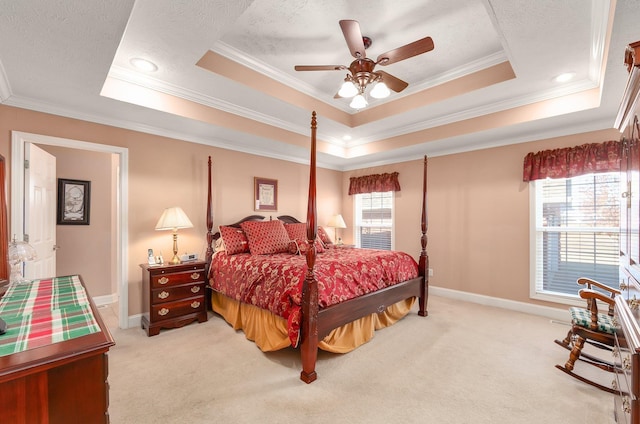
[616,40,640,424]
[0,275,115,424]
[614,296,640,424]
[141,261,208,336]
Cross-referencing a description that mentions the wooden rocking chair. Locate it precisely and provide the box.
[554,277,622,394]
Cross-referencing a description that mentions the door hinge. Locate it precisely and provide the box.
[24,234,29,242]
[24,159,29,169]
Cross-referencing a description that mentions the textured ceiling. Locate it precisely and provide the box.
[0,0,637,170]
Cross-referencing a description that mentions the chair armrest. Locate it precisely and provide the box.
[577,277,620,296]
[578,288,615,307]
[578,288,618,331]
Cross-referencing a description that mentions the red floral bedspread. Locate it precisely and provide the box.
[208,247,419,347]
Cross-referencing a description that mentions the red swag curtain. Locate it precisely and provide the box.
[348,172,401,195]
[522,140,623,182]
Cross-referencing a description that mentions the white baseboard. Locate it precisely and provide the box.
[128,313,142,329]
[93,293,118,307]
[430,285,569,323]
[92,292,141,330]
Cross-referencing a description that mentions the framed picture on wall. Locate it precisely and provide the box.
[254,177,278,211]
[57,178,91,225]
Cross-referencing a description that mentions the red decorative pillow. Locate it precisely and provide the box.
[284,223,306,240]
[219,226,249,255]
[297,239,325,254]
[318,226,333,246]
[288,240,300,255]
[240,220,291,255]
[284,222,325,253]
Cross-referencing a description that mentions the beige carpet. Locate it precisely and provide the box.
[100,295,617,424]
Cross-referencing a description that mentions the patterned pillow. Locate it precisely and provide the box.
[219,226,250,255]
[318,226,333,246]
[284,222,325,253]
[240,220,291,255]
[297,239,325,254]
[284,222,306,240]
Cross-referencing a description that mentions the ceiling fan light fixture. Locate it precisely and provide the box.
[369,81,390,99]
[349,94,368,109]
[338,80,358,98]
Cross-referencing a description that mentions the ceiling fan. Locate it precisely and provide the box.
[294,20,435,109]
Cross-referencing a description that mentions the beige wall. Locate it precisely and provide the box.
[0,105,342,317]
[342,128,622,309]
[0,104,623,318]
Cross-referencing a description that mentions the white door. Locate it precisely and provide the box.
[24,143,56,279]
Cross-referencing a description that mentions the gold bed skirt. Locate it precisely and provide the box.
[211,291,415,353]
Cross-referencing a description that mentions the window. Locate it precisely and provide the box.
[531,172,620,303]
[355,191,394,250]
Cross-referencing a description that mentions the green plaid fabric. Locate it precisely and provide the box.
[0,275,101,357]
[569,306,615,335]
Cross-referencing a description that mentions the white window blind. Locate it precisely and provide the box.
[532,172,620,300]
[355,191,394,250]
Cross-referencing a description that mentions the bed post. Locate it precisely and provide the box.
[205,156,214,310]
[418,155,429,316]
[300,111,319,384]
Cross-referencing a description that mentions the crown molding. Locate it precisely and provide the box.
[0,58,12,103]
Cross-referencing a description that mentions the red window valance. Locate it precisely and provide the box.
[522,140,623,182]
[348,172,401,195]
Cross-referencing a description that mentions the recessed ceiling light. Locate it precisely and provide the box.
[342,135,352,141]
[130,58,158,72]
[554,72,576,83]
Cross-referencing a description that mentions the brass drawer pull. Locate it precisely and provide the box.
[624,356,631,370]
[612,379,618,391]
[158,276,169,285]
[190,272,200,280]
[623,396,631,414]
[191,286,201,293]
[191,301,201,309]
[158,307,169,316]
[158,291,169,299]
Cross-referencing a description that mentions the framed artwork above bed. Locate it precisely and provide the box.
[254,177,277,211]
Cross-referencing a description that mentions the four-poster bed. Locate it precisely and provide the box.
[204,111,429,383]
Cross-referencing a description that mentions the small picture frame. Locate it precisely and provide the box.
[57,178,91,225]
[254,177,278,211]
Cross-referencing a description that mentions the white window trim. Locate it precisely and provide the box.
[528,180,609,308]
[353,192,395,250]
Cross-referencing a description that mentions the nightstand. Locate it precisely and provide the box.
[140,261,208,336]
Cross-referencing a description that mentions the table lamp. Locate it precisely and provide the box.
[155,207,193,264]
[8,236,37,284]
[326,214,347,245]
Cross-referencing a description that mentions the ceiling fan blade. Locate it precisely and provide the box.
[295,65,346,71]
[377,70,409,93]
[339,20,366,59]
[376,36,434,66]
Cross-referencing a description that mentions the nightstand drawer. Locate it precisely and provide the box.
[151,283,205,305]
[151,296,205,321]
[151,269,204,288]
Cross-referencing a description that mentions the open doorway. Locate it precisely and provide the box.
[10,131,129,329]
